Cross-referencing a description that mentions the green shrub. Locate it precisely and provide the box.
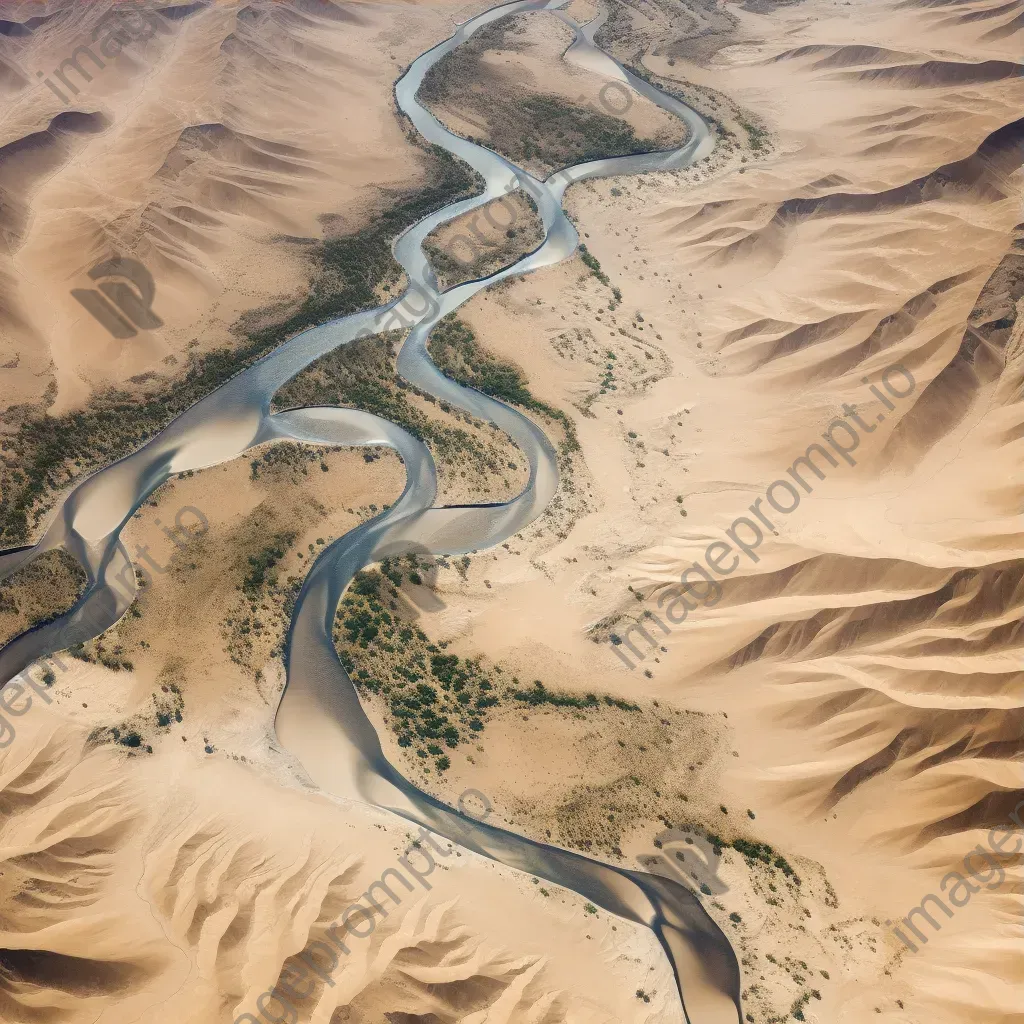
[1,148,481,547]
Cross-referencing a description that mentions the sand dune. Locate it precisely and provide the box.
[0,0,458,414]
[1,0,1022,1021]
[0,708,671,1022]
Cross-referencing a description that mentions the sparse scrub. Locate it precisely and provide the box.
[428,315,579,451]
[0,146,481,547]
[0,548,88,648]
[417,12,684,176]
[423,192,544,290]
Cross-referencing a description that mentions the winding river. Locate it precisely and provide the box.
[0,3,740,1021]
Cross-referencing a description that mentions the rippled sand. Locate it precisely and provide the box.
[0,0,1021,1022]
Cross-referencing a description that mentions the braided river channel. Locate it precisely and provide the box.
[0,3,741,1020]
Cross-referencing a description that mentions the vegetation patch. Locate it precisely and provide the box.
[423,191,545,290]
[87,668,186,757]
[711,836,801,883]
[336,565,493,773]
[0,548,88,649]
[428,315,578,446]
[69,632,135,673]
[335,566,650,779]
[417,12,684,176]
[272,332,526,501]
[220,511,306,674]
[0,146,482,547]
[512,679,640,712]
[549,325,669,416]
[595,0,738,68]
[152,679,185,730]
[250,438,336,481]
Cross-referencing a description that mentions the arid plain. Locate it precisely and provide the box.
[0,0,1022,1022]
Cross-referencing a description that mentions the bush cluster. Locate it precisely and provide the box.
[273,332,519,491]
[0,147,482,546]
[335,566,643,777]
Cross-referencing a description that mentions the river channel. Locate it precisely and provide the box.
[0,3,739,1020]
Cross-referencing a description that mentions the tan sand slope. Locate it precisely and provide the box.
[371,1,1024,1021]
[0,0,1022,1022]
[0,707,674,1023]
[0,0,473,414]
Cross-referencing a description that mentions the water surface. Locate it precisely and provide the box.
[0,4,737,1020]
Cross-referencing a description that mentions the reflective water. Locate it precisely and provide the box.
[0,3,737,1019]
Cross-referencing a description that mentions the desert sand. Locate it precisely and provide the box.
[0,0,1022,1022]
